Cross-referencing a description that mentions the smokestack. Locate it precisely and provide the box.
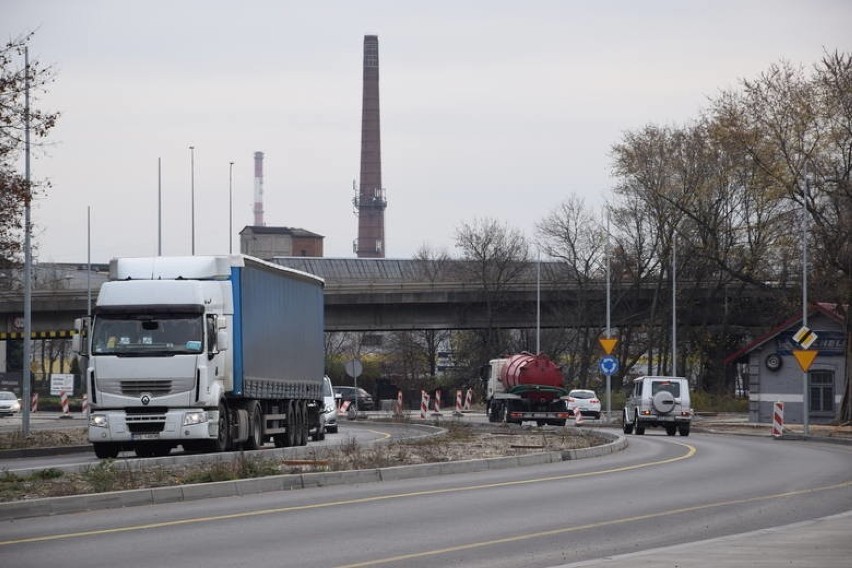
[253,151,265,226]
[355,34,387,258]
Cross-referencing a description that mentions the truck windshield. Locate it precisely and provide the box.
[92,314,204,355]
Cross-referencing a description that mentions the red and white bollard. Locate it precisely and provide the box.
[60,390,70,416]
[771,401,784,438]
[81,394,89,417]
[31,392,38,413]
[464,388,473,411]
[433,390,442,415]
[420,390,429,418]
[574,405,584,426]
[454,390,463,415]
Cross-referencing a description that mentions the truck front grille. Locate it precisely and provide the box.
[121,380,173,397]
[97,377,195,397]
[125,411,167,434]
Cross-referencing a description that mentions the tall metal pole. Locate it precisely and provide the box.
[189,146,195,255]
[87,206,92,317]
[672,231,677,377]
[606,207,612,421]
[158,157,162,256]
[802,172,810,436]
[229,161,234,254]
[21,47,32,436]
[536,249,541,354]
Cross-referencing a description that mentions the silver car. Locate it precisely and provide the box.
[0,391,21,416]
[321,376,338,434]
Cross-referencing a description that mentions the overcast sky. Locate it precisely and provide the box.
[5,0,851,264]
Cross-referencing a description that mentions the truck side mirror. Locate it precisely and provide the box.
[479,364,490,381]
[216,329,229,352]
[71,317,90,354]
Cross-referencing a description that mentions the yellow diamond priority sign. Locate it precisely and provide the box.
[792,326,818,350]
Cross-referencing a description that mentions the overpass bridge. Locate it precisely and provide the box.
[0,258,788,336]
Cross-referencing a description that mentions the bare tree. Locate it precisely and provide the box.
[454,217,530,365]
[0,32,59,265]
[537,196,607,387]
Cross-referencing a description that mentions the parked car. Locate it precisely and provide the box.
[0,391,21,416]
[320,376,339,435]
[333,386,375,411]
[567,389,601,419]
[623,376,692,436]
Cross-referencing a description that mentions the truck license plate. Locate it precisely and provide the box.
[133,433,160,440]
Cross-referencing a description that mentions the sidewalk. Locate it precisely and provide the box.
[692,412,852,443]
[556,510,852,568]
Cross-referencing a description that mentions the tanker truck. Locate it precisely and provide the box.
[480,352,572,425]
[73,255,326,459]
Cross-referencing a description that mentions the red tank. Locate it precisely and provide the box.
[500,352,563,390]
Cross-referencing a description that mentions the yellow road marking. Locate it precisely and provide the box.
[0,441,696,547]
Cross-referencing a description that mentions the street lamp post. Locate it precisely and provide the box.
[189,146,195,255]
[229,161,234,254]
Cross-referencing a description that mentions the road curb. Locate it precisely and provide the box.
[0,430,625,521]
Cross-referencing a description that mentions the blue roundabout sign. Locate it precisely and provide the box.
[599,355,619,376]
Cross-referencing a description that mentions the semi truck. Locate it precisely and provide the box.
[73,255,326,459]
[481,352,572,426]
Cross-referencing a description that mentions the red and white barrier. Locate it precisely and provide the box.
[31,392,38,413]
[420,390,429,418]
[338,400,351,414]
[395,390,403,416]
[60,390,70,416]
[464,388,473,411]
[574,406,584,425]
[81,394,89,417]
[771,401,784,438]
[433,390,442,415]
[454,390,463,415]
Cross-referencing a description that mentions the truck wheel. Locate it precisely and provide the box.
[622,410,634,434]
[298,401,309,446]
[212,401,231,452]
[665,425,677,436]
[678,424,690,436]
[486,402,497,423]
[93,442,119,459]
[245,402,264,450]
[284,400,297,447]
[499,403,508,423]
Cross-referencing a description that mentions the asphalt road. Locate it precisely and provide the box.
[2,430,850,568]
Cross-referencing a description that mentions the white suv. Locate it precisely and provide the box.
[623,376,692,436]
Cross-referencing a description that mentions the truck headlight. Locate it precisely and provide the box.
[183,411,208,426]
[89,414,108,428]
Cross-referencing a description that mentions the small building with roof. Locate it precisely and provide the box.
[724,303,847,424]
[239,226,324,259]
